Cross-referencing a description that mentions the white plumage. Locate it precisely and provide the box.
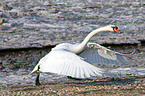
[30,25,130,85]
[31,43,104,78]
[79,43,130,65]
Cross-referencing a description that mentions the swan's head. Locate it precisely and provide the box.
[105,25,120,33]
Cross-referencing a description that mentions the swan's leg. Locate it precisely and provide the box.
[35,65,41,85]
[67,76,82,80]
[35,73,41,85]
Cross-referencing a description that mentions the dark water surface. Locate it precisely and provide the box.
[0,0,145,49]
[0,0,145,86]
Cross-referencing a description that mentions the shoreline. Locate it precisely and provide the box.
[0,76,145,95]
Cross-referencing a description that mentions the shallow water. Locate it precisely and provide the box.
[0,47,68,86]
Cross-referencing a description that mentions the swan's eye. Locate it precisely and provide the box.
[111,26,118,29]
[114,27,118,30]
[112,26,120,33]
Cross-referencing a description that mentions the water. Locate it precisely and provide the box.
[0,45,145,86]
[0,0,145,49]
[0,47,68,86]
[0,0,145,86]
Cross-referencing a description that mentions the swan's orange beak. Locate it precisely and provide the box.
[114,28,120,33]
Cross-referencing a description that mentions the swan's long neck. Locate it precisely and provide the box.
[72,27,108,54]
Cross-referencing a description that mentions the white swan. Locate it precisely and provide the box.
[31,25,128,85]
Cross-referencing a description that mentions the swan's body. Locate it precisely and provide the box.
[31,25,129,85]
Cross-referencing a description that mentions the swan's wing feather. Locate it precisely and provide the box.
[79,43,132,65]
[31,49,104,78]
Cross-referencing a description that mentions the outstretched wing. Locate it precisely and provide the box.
[79,43,132,65]
[31,49,104,78]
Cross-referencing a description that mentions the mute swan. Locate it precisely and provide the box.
[31,25,128,85]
